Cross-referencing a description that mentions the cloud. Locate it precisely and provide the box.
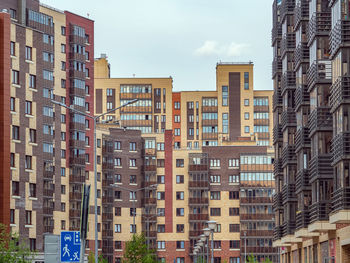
[194,40,250,57]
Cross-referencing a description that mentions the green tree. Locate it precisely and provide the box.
[0,223,35,263]
[262,258,273,263]
[246,254,258,263]
[88,252,108,263]
[123,233,156,263]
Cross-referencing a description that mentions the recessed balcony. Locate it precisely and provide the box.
[307,60,332,90]
[331,132,350,165]
[281,71,296,95]
[295,169,310,193]
[307,12,331,45]
[308,107,332,137]
[295,127,310,152]
[309,153,333,183]
[281,108,297,131]
[330,19,350,58]
[294,43,309,70]
[282,145,297,167]
[330,187,350,224]
[282,184,297,204]
[330,75,350,113]
[294,0,309,30]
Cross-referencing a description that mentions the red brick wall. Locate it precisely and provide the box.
[165,130,173,232]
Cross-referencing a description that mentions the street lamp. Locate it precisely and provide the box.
[197,241,203,263]
[52,98,138,263]
[244,231,247,263]
[203,228,211,263]
[200,234,207,263]
[207,220,217,263]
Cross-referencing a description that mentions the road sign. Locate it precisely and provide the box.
[60,231,81,262]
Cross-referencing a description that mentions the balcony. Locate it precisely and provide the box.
[120,92,152,100]
[189,230,202,237]
[273,225,283,241]
[102,162,114,170]
[273,88,283,110]
[295,127,310,152]
[307,60,332,90]
[188,165,208,171]
[102,145,114,154]
[281,71,296,95]
[271,24,282,45]
[281,108,296,131]
[188,198,209,204]
[43,207,54,215]
[102,230,113,237]
[69,140,86,149]
[295,85,310,111]
[280,0,295,22]
[273,124,283,144]
[143,165,157,172]
[69,52,86,62]
[189,214,209,221]
[309,201,331,223]
[69,209,81,218]
[102,213,113,221]
[43,170,54,180]
[274,158,283,177]
[307,12,331,44]
[296,169,310,193]
[330,75,350,113]
[332,132,350,165]
[282,220,296,236]
[272,58,282,78]
[241,230,273,237]
[146,231,157,238]
[330,20,350,58]
[69,34,86,45]
[244,247,278,254]
[309,153,333,183]
[202,106,218,113]
[280,33,296,57]
[44,225,54,233]
[69,174,85,184]
[240,197,272,204]
[69,69,85,80]
[43,188,54,197]
[308,107,332,136]
[202,133,218,140]
[69,156,86,166]
[142,215,158,223]
[296,210,310,230]
[332,187,350,212]
[102,178,114,187]
[282,184,297,204]
[102,196,114,203]
[188,181,209,188]
[240,214,274,221]
[69,192,82,200]
[294,0,309,29]
[142,197,157,205]
[282,145,297,167]
[69,121,86,131]
[69,86,85,97]
[294,43,309,70]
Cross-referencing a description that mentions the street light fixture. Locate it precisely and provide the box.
[51,98,138,263]
[203,228,211,263]
[197,241,203,263]
[207,220,217,263]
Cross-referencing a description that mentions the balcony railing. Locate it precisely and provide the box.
[273,225,283,241]
[271,25,282,45]
[273,124,283,144]
[188,198,209,204]
[188,164,208,171]
[332,187,350,212]
[188,181,209,188]
[330,20,350,58]
[307,12,331,44]
[240,197,272,204]
[280,0,295,22]
[102,213,113,221]
[295,85,310,110]
[69,175,86,184]
[244,247,278,254]
[282,184,297,204]
[307,60,332,90]
[295,127,310,152]
[309,153,333,183]
[142,198,157,205]
[294,0,309,29]
[281,71,296,94]
[241,230,273,237]
[189,214,209,221]
[332,132,350,165]
[294,43,309,70]
[296,169,310,193]
[273,88,283,110]
[282,145,297,167]
[281,108,296,130]
[309,201,331,223]
[330,75,350,113]
[281,33,296,57]
[282,220,296,236]
[274,158,283,176]
[143,165,157,172]
[240,214,274,221]
[102,230,113,237]
[69,156,86,166]
[272,58,282,78]
[308,107,332,136]
[69,209,81,218]
[296,210,310,230]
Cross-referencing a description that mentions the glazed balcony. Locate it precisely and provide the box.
[69,69,85,80]
[308,107,332,136]
[189,214,209,221]
[69,86,85,97]
[330,76,350,113]
[69,121,86,131]
[332,132,350,165]
[241,230,273,237]
[332,187,350,212]
[102,145,114,154]
[240,197,272,204]
[102,213,113,221]
[295,169,310,193]
[307,60,332,90]
[188,164,208,171]
[295,127,310,152]
[272,58,282,78]
[330,20,350,58]
[188,181,209,188]
[43,170,54,180]
[43,188,54,197]
[69,209,81,218]
[282,220,296,236]
[273,89,283,110]
[281,108,296,131]
[282,184,297,204]
[102,230,113,237]
[188,198,209,204]
[240,214,274,221]
[273,158,283,176]
[309,201,331,223]
[102,196,113,204]
[102,177,113,187]
[143,165,157,172]
[120,92,152,100]
[244,247,278,254]
[69,156,86,166]
[307,12,331,44]
[69,34,86,45]
[69,140,86,149]
[280,33,296,57]
[202,106,218,113]
[282,145,297,167]
[102,162,114,170]
[281,71,296,95]
[69,174,85,184]
[309,153,333,183]
[142,197,157,205]
[295,85,310,111]
[273,124,283,144]
[69,192,82,200]
[294,0,309,30]
[294,43,309,70]
[273,225,283,241]
[43,207,54,215]
[296,210,310,230]
[280,0,295,22]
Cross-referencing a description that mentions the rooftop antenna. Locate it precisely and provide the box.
[133,74,136,78]
[87,13,90,18]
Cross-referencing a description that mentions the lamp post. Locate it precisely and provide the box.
[200,234,207,263]
[193,250,197,263]
[207,220,217,263]
[197,240,203,263]
[52,98,138,263]
[203,228,211,263]
[244,231,247,263]
[110,184,158,233]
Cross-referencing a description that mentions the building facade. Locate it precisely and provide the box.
[272,0,350,262]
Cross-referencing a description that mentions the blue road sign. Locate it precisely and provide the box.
[60,231,81,262]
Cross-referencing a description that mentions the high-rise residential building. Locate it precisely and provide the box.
[94,57,278,262]
[272,0,350,262]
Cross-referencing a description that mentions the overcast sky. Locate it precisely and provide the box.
[40,0,273,91]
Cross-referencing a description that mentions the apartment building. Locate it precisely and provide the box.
[94,57,278,262]
[272,0,350,262]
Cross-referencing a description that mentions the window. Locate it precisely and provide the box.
[174,101,180,109]
[210,191,221,200]
[176,241,185,249]
[25,155,32,169]
[210,208,221,216]
[222,86,228,106]
[29,75,36,89]
[85,102,90,111]
[176,258,185,263]
[12,181,19,196]
[61,220,66,230]
[130,175,136,184]
[157,241,165,250]
[10,153,15,167]
[29,183,36,197]
[10,209,15,224]
[129,191,136,201]
[188,101,194,109]
[85,119,90,128]
[157,224,165,233]
[61,168,66,177]
[228,159,239,167]
[25,211,32,225]
[12,126,19,140]
[229,208,239,216]
[157,208,165,216]
[244,126,250,133]
[61,26,66,35]
[230,240,240,249]
[174,115,180,122]
[25,101,32,115]
[115,207,121,216]
[176,159,184,167]
[115,241,122,250]
[115,224,121,233]
[29,129,36,143]
[157,192,165,200]
[244,72,249,90]
[244,99,249,106]
[230,258,240,263]
[29,239,36,251]
[229,175,239,183]
[114,174,122,183]
[43,52,54,63]
[10,97,15,111]
[174,128,180,136]
[115,141,121,150]
[129,159,136,167]
[229,191,239,199]
[222,113,228,134]
[229,224,240,232]
[10,41,15,56]
[176,175,184,184]
[189,128,194,136]
[214,224,221,233]
[114,158,121,167]
[213,241,221,249]
[61,150,66,159]
[61,79,66,89]
[157,175,164,184]
[12,70,19,84]
[61,61,66,70]
[25,46,32,60]
[85,68,90,78]
[157,143,164,151]
[61,185,66,194]
[97,223,100,232]
[210,159,220,167]
[130,224,136,233]
[115,258,122,263]
[129,142,136,151]
[244,112,249,120]
[61,203,66,212]
[43,143,53,153]
[61,44,66,53]
[157,159,165,167]
[176,192,184,200]
[176,208,184,216]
